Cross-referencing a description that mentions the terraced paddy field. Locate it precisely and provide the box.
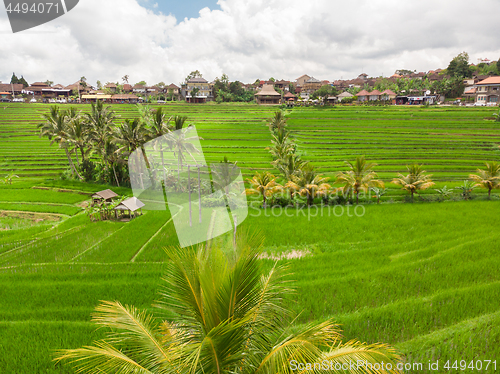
[1,104,499,372]
[1,103,499,183]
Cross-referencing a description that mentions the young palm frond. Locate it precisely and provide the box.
[268,111,287,132]
[469,161,500,199]
[392,164,434,203]
[56,231,401,374]
[336,156,383,204]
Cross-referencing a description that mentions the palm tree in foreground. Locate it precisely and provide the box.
[469,161,500,199]
[336,156,383,204]
[55,231,401,373]
[392,164,435,202]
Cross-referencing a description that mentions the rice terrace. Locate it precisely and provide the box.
[1,102,500,373]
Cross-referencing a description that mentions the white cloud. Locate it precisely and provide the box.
[1,0,499,86]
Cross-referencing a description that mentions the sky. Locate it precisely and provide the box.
[1,0,500,87]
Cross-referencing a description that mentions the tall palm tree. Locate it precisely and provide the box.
[164,126,203,177]
[392,164,435,202]
[38,106,82,179]
[336,156,383,204]
[275,154,308,200]
[65,107,89,167]
[113,118,150,167]
[245,171,281,208]
[86,100,116,156]
[268,110,287,132]
[267,128,295,163]
[147,107,172,177]
[469,161,500,199]
[172,115,188,131]
[288,164,330,206]
[56,232,401,373]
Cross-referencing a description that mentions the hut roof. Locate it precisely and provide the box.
[114,197,145,212]
[369,90,382,95]
[381,89,396,95]
[356,90,370,96]
[337,91,353,98]
[284,91,296,98]
[255,84,281,96]
[92,189,118,200]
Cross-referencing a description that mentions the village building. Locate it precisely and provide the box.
[255,84,281,105]
[183,77,213,103]
[166,83,181,100]
[337,91,354,102]
[302,77,322,94]
[104,83,117,93]
[295,74,311,88]
[474,76,500,105]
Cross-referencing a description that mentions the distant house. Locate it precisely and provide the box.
[283,91,297,102]
[166,83,180,100]
[295,74,311,87]
[356,89,370,102]
[302,77,322,94]
[274,79,290,91]
[111,94,140,104]
[133,84,146,93]
[380,89,397,101]
[123,84,133,93]
[368,89,382,101]
[183,77,213,103]
[105,83,117,93]
[475,76,500,105]
[357,73,369,80]
[337,91,354,102]
[0,83,23,96]
[255,84,281,105]
[0,92,12,101]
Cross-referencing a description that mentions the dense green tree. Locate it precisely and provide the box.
[10,72,19,84]
[311,85,339,101]
[136,80,147,86]
[446,52,472,78]
[185,70,203,82]
[18,76,28,87]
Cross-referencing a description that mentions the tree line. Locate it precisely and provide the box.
[38,102,191,187]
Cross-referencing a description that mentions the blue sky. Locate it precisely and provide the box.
[138,0,220,20]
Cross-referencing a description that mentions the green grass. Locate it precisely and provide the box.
[1,104,499,373]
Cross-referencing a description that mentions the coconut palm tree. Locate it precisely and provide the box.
[275,154,308,201]
[113,118,151,166]
[38,106,82,179]
[172,115,188,131]
[392,164,435,202]
[163,126,203,177]
[85,100,116,156]
[268,110,287,132]
[469,161,500,199]
[65,107,89,167]
[55,231,401,374]
[336,156,384,204]
[245,171,281,208]
[288,164,330,206]
[267,128,295,163]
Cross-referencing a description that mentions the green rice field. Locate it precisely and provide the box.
[0,103,499,373]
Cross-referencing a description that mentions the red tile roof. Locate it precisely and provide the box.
[356,90,370,96]
[477,76,500,85]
